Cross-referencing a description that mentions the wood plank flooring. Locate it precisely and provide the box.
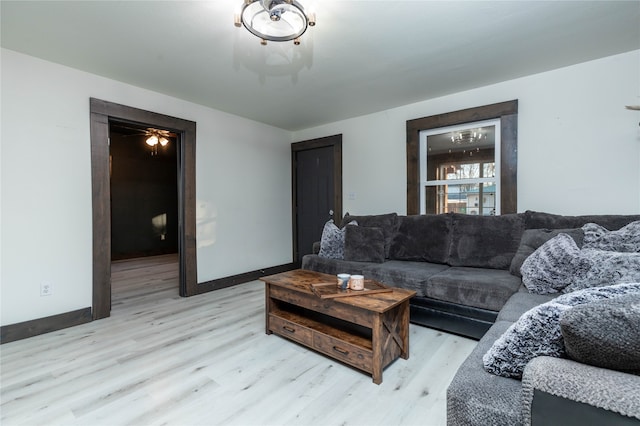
[1,255,477,426]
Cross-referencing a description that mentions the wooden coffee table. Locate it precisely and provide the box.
[261,269,416,384]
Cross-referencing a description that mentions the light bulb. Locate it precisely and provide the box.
[146,135,159,146]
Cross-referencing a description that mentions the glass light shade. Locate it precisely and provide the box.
[241,0,308,42]
[146,135,159,146]
[159,137,169,146]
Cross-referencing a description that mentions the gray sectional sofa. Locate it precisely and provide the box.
[301,210,640,426]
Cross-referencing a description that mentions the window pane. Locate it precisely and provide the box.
[483,163,496,178]
[426,182,496,215]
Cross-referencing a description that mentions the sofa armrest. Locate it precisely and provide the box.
[522,356,640,426]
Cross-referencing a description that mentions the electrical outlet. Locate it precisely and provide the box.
[40,282,53,297]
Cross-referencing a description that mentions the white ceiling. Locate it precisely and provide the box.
[2,1,639,131]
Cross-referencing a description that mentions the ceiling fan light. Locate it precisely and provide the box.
[159,137,169,146]
[146,135,159,146]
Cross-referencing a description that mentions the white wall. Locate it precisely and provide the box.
[293,50,640,217]
[2,48,639,327]
[0,48,293,326]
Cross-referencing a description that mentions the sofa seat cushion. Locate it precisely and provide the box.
[447,213,525,270]
[426,267,522,312]
[388,214,452,264]
[360,260,449,297]
[497,291,557,322]
[447,320,524,426]
[301,254,377,276]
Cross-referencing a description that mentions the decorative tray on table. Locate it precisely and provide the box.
[310,280,393,299]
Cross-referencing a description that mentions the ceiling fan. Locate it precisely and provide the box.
[111,124,176,155]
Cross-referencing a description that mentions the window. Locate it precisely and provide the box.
[419,119,500,215]
[406,100,518,215]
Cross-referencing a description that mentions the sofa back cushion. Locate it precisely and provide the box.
[341,213,398,258]
[524,210,640,231]
[447,213,525,270]
[388,214,452,264]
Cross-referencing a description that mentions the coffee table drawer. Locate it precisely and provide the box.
[313,333,372,372]
[269,314,313,346]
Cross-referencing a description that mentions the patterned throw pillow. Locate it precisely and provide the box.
[509,228,584,278]
[582,221,640,252]
[483,282,640,379]
[318,220,357,259]
[483,301,571,379]
[520,233,588,294]
[563,249,640,293]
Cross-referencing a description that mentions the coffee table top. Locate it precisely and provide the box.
[261,269,415,314]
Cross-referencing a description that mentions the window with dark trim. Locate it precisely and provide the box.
[406,100,518,215]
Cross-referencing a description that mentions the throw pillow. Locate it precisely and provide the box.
[555,281,640,305]
[483,301,571,379]
[563,249,640,293]
[561,294,640,373]
[318,220,357,259]
[344,226,385,263]
[520,233,588,294]
[582,221,640,252]
[341,212,398,258]
[509,228,584,277]
[483,282,640,379]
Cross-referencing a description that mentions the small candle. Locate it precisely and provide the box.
[350,275,364,291]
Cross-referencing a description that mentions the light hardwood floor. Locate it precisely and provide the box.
[1,255,476,426]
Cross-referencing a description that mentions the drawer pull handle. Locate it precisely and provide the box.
[333,346,349,356]
[282,326,296,333]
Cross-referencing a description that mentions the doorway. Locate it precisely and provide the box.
[291,135,343,264]
[109,122,179,260]
[89,98,198,321]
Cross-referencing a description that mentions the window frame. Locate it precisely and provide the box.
[419,118,501,215]
[406,100,518,215]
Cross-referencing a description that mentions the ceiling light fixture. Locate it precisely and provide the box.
[145,129,170,156]
[234,0,316,45]
[450,129,486,145]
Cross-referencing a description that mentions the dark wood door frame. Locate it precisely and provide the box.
[291,134,343,264]
[90,98,198,320]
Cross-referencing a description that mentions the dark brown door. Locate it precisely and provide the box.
[292,135,342,264]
